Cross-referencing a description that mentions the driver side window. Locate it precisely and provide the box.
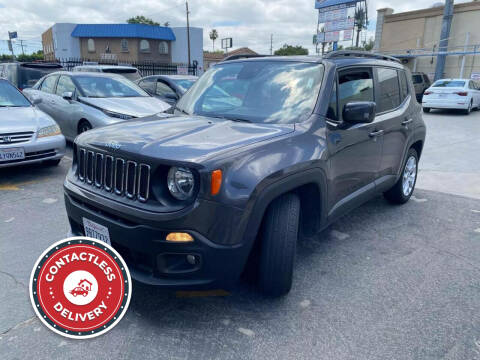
[338,68,374,120]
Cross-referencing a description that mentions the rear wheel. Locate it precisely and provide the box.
[423,107,430,113]
[78,120,92,134]
[463,101,472,115]
[258,193,300,297]
[384,148,418,204]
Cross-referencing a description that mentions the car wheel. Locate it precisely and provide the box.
[384,148,418,204]
[73,293,77,297]
[463,101,472,115]
[258,193,300,297]
[423,107,430,113]
[43,159,61,166]
[78,120,92,134]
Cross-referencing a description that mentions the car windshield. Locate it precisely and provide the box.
[103,69,142,82]
[432,80,465,88]
[0,80,31,107]
[412,75,423,84]
[18,66,61,90]
[175,61,324,124]
[172,79,196,93]
[74,75,149,98]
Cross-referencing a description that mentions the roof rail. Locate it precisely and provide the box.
[222,54,269,62]
[324,50,401,64]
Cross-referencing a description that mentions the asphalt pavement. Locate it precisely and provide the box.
[1,109,479,360]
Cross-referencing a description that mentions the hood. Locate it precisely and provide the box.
[0,106,55,134]
[75,115,295,164]
[79,96,171,117]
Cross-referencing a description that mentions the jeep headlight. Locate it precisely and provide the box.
[38,124,61,138]
[167,167,195,200]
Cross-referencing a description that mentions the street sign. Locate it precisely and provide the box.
[221,38,233,51]
[8,31,17,39]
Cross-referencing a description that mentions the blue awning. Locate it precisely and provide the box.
[71,24,176,41]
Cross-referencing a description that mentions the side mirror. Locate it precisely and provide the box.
[32,97,42,105]
[343,102,376,124]
[62,91,74,101]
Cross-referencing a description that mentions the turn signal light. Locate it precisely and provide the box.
[455,91,468,96]
[166,232,194,242]
[211,169,222,196]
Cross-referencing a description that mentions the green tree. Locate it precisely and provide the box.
[209,29,219,52]
[127,15,160,26]
[274,44,308,56]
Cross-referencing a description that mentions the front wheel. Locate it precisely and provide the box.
[78,120,92,134]
[384,148,418,204]
[258,193,300,297]
[423,107,430,113]
[463,101,472,115]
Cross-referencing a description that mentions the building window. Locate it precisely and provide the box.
[87,38,95,53]
[140,39,150,53]
[158,41,168,55]
[121,39,129,52]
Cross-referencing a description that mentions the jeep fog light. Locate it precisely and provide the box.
[166,232,194,242]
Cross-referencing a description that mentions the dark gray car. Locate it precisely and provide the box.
[136,75,198,106]
[64,51,426,297]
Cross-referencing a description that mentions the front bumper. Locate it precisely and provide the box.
[0,134,66,168]
[64,181,253,289]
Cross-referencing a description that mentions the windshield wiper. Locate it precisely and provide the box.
[221,116,251,123]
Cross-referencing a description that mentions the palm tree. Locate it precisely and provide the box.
[354,7,367,48]
[209,29,218,51]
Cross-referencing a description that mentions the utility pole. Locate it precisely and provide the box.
[19,40,26,55]
[434,0,454,81]
[270,34,273,55]
[186,0,191,66]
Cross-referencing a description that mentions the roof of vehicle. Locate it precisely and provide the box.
[48,71,127,79]
[71,24,176,41]
[1,62,63,69]
[73,65,138,70]
[220,51,405,69]
[143,74,198,80]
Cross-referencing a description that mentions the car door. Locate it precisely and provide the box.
[469,81,480,107]
[156,80,179,105]
[33,75,59,119]
[54,75,83,139]
[374,67,414,190]
[326,67,383,220]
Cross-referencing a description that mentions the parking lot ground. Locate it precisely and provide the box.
[1,110,480,360]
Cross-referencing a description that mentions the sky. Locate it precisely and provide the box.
[0,0,472,56]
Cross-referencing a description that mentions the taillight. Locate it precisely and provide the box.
[455,91,468,96]
[424,91,432,95]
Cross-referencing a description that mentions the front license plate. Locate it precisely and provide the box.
[83,218,111,245]
[0,147,25,162]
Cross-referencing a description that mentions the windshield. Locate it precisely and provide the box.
[0,80,31,107]
[175,61,324,124]
[18,67,60,90]
[103,69,142,82]
[432,80,465,88]
[412,75,423,84]
[75,75,149,98]
[172,79,196,93]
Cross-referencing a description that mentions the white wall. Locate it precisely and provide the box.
[53,23,81,59]
[171,27,204,74]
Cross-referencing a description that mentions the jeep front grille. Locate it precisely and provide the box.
[77,148,151,202]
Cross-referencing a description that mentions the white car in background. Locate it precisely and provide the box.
[422,79,480,115]
[0,79,65,168]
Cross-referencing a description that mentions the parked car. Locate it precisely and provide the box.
[23,72,170,141]
[72,65,142,82]
[411,72,431,102]
[136,75,198,106]
[64,51,426,297]
[0,79,65,168]
[0,62,63,90]
[422,78,480,114]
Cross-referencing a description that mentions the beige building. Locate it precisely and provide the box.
[374,1,480,80]
[203,47,258,71]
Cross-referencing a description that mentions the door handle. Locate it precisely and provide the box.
[402,119,413,126]
[369,130,384,138]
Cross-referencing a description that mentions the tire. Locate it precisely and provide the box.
[258,193,300,297]
[78,120,92,134]
[384,148,418,204]
[43,159,61,166]
[463,101,472,115]
[423,107,430,113]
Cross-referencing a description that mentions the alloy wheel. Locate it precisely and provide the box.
[402,156,417,196]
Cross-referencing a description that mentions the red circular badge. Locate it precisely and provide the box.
[29,237,132,339]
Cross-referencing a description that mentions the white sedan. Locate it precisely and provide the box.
[422,78,480,115]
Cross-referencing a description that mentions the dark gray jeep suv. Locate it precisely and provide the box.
[64,51,426,296]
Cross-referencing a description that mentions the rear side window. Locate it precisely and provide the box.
[40,76,58,94]
[338,68,374,117]
[376,68,401,113]
[56,76,76,96]
[398,70,409,102]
